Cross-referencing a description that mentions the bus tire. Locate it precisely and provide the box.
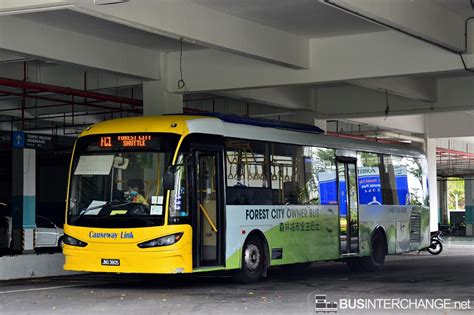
[232,235,265,283]
[361,231,386,272]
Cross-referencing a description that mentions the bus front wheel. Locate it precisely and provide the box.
[232,235,265,283]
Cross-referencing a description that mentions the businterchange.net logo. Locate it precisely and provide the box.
[311,294,471,313]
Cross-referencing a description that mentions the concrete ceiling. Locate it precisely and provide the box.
[18,9,200,52]
[192,0,386,38]
[433,0,474,18]
[452,136,474,144]
[0,0,473,145]
[0,51,31,63]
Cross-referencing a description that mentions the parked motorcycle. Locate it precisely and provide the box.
[425,231,443,255]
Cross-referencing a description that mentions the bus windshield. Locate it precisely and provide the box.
[68,133,180,228]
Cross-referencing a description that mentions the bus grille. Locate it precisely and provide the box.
[410,211,422,243]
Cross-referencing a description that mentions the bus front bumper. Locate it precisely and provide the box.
[64,247,192,274]
[63,224,193,274]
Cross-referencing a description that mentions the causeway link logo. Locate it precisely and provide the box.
[89,231,134,239]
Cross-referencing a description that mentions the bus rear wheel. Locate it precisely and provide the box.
[346,231,386,273]
[232,235,265,283]
[361,231,386,272]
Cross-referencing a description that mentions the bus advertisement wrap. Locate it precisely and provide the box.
[319,166,409,207]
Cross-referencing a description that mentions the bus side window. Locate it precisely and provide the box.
[387,155,424,206]
[420,157,429,206]
[406,158,424,206]
[270,143,299,205]
[225,139,268,188]
[357,152,382,205]
[270,144,336,206]
[380,155,400,205]
[304,147,337,206]
[225,139,272,205]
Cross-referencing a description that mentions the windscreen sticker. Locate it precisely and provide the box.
[151,196,163,205]
[150,205,163,215]
[110,210,128,215]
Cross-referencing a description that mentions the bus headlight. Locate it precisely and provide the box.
[137,233,183,248]
[63,234,88,247]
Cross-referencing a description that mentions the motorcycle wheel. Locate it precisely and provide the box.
[427,239,443,255]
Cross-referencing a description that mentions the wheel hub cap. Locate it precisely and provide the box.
[244,244,260,271]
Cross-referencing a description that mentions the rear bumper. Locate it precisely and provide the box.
[64,247,192,274]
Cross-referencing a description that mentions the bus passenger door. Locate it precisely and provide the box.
[337,159,359,255]
[192,149,224,268]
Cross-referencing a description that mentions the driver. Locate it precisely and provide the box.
[126,178,148,206]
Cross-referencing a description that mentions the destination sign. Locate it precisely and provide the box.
[79,133,180,152]
[100,135,152,148]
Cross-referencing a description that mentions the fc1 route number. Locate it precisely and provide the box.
[100,135,152,148]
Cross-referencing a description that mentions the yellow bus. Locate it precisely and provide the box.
[63,114,430,282]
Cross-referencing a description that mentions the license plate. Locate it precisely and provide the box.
[101,259,120,266]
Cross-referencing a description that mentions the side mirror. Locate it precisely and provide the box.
[163,165,177,190]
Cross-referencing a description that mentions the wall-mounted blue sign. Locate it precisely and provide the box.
[11,131,53,150]
[12,131,25,148]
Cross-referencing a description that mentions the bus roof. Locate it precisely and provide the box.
[189,112,325,134]
[80,115,425,158]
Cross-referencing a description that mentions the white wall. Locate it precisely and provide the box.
[0,254,80,280]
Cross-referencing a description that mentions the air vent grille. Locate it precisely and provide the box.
[410,212,421,243]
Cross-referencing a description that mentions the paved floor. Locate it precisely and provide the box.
[0,237,472,314]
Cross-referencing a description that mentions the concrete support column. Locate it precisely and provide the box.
[143,53,183,116]
[294,110,327,132]
[437,180,448,224]
[314,119,327,134]
[465,177,474,236]
[143,80,183,116]
[425,138,439,231]
[11,148,36,252]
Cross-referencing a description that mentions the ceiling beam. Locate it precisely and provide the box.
[218,86,312,110]
[0,0,72,16]
[166,31,473,93]
[314,85,433,119]
[427,111,474,138]
[348,115,425,135]
[72,1,309,69]
[354,77,436,103]
[0,16,160,79]
[321,0,467,53]
[0,62,141,91]
[314,78,474,120]
[437,76,474,110]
